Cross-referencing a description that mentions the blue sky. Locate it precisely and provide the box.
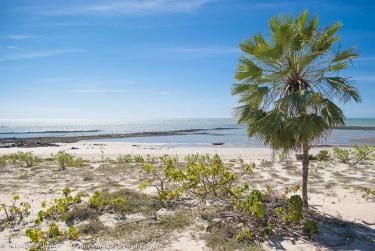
[1,0,374,119]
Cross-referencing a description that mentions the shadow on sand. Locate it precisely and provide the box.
[268,210,375,250]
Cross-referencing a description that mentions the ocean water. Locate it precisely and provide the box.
[0,118,374,147]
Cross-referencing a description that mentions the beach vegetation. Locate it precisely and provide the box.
[116,154,133,163]
[353,144,373,162]
[315,150,331,161]
[333,147,351,163]
[362,188,375,200]
[138,154,315,244]
[0,195,30,225]
[26,222,80,251]
[303,219,319,237]
[0,151,38,167]
[54,151,86,170]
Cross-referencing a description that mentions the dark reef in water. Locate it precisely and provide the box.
[0,128,234,148]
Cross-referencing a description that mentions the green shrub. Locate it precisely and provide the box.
[0,156,6,166]
[286,195,303,222]
[236,227,253,241]
[88,191,106,209]
[25,228,47,251]
[1,195,31,224]
[315,150,331,161]
[47,222,61,239]
[139,155,184,204]
[0,152,37,167]
[67,226,79,240]
[117,154,133,163]
[353,145,373,162]
[333,147,351,163]
[362,188,375,200]
[133,155,144,163]
[55,151,73,170]
[303,220,318,237]
[55,151,86,170]
[240,190,265,219]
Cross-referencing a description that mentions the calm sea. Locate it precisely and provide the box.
[0,118,374,147]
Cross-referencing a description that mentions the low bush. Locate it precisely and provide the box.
[55,151,86,170]
[362,188,375,200]
[303,220,319,237]
[26,222,80,250]
[353,145,373,162]
[0,152,38,167]
[0,195,30,226]
[333,147,351,163]
[138,154,312,244]
[315,150,331,161]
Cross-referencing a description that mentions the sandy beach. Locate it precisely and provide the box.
[0,142,374,250]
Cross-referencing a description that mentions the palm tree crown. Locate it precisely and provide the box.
[232,10,361,150]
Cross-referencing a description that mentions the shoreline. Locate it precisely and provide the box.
[1,126,375,148]
[0,128,232,148]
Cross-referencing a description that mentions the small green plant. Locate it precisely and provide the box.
[240,190,265,219]
[1,195,30,224]
[362,188,375,200]
[36,188,82,223]
[47,222,62,239]
[333,147,351,163]
[286,195,303,222]
[283,184,301,197]
[88,191,106,209]
[25,228,47,251]
[315,150,331,161]
[133,155,144,163]
[55,151,73,170]
[139,155,184,204]
[303,220,318,237]
[67,225,79,240]
[353,145,373,162]
[0,156,6,166]
[55,151,86,170]
[26,223,79,250]
[0,152,37,167]
[236,227,253,241]
[117,154,133,163]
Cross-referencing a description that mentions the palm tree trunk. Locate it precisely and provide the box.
[302,142,309,207]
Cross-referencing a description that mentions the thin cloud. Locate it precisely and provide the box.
[0,49,83,62]
[72,89,132,94]
[25,0,213,16]
[3,34,30,40]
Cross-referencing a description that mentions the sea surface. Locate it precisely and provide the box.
[0,118,374,147]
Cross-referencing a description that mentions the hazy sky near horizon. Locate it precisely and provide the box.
[1,0,375,119]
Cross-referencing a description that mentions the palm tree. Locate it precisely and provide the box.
[232,10,361,206]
